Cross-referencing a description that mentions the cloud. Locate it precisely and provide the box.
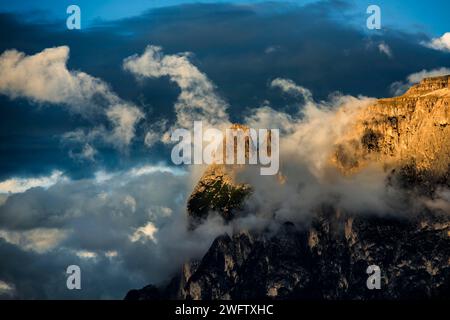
[422,188,450,214]
[423,32,450,52]
[75,250,98,259]
[124,45,230,142]
[0,46,144,151]
[0,46,120,112]
[0,228,67,253]
[378,42,393,58]
[1,2,450,299]
[76,144,97,162]
[130,222,158,243]
[0,163,230,298]
[128,164,185,177]
[0,280,15,298]
[264,45,280,54]
[0,170,67,194]
[1,2,450,180]
[270,78,313,102]
[390,67,450,96]
[106,103,144,147]
[0,194,7,206]
[238,78,411,222]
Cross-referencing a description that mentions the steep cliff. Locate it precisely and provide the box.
[333,75,450,177]
[186,165,251,228]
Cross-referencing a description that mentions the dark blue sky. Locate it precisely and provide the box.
[0,0,449,181]
[0,0,449,34]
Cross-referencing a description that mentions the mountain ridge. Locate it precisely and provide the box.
[125,75,450,300]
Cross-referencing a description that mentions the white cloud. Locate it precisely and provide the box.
[390,67,450,96]
[81,144,97,161]
[130,221,158,243]
[0,46,106,108]
[0,170,67,194]
[144,131,160,147]
[76,250,98,259]
[242,78,400,220]
[264,45,280,54]
[423,32,450,52]
[0,46,144,150]
[0,228,68,253]
[123,45,230,140]
[93,163,186,186]
[402,68,450,84]
[378,42,392,58]
[0,280,15,297]
[160,207,173,217]
[148,206,173,220]
[105,250,118,258]
[244,105,297,133]
[128,164,185,177]
[106,103,144,147]
[270,77,313,101]
[123,195,137,213]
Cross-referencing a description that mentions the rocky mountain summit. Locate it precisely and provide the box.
[125,76,450,300]
[333,75,450,176]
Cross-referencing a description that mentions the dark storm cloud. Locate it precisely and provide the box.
[0,168,231,299]
[102,1,449,111]
[0,239,140,299]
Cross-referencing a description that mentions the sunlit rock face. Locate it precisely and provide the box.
[125,76,450,300]
[187,123,271,227]
[333,75,450,177]
[187,164,251,228]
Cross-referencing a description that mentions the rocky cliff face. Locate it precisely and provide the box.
[186,165,251,229]
[180,212,450,299]
[125,76,450,300]
[333,75,450,176]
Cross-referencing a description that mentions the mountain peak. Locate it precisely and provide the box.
[125,75,450,301]
[333,75,450,176]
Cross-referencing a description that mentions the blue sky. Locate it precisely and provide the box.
[0,0,449,35]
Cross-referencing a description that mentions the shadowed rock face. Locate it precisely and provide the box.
[125,76,450,300]
[126,212,450,300]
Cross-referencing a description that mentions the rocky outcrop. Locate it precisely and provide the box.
[187,165,251,228]
[333,75,450,176]
[126,210,450,300]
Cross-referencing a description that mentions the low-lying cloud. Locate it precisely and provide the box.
[0,164,231,299]
[390,67,450,96]
[236,79,406,223]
